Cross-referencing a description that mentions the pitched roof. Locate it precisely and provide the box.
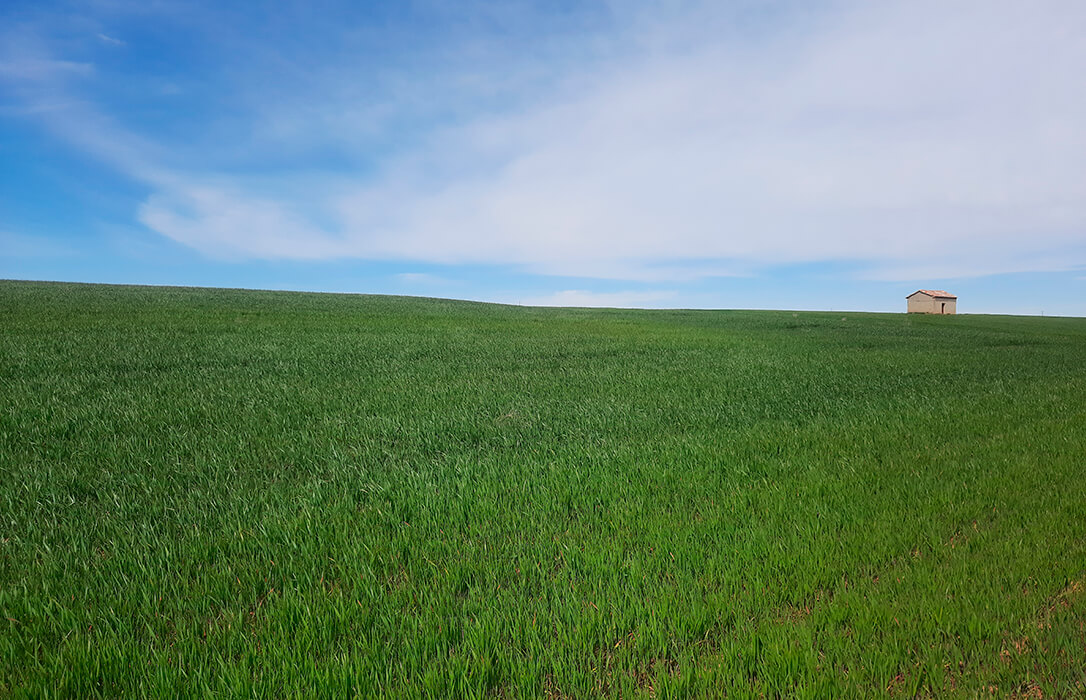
[907,289,957,299]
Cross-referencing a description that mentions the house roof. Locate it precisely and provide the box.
[907,289,957,299]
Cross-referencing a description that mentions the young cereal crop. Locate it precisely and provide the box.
[1,280,1084,697]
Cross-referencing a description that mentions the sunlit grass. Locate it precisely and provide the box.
[2,280,1084,697]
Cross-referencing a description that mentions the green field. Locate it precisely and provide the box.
[1,280,1084,698]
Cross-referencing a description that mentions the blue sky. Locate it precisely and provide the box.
[2,0,1084,315]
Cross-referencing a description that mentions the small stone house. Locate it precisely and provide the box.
[906,290,957,315]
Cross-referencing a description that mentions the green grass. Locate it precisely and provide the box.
[1,280,1084,698]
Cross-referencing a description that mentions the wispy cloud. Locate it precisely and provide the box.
[394,272,453,286]
[96,33,124,46]
[0,58,93,80]
[5,0,1085,285]
[856,248,1086,282]
[518,289,678,309]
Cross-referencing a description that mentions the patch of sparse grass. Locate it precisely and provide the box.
[1,280,1084,697]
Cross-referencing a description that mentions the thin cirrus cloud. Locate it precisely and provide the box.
[0,57,93,81]
[5,0,1086,284]
[516,289,679,309]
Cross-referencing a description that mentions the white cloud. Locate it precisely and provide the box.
[8,0,1086,283]
[517,289,678,308]
[394,272,451,285]
[0,58,93,80]
[96,33,125,46]
[146,0,1086,280]
[858,253,1086,283]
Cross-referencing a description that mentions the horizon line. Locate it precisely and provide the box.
[3,277,1082,319]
